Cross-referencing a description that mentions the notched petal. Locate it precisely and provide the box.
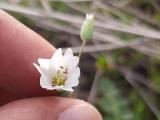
[65,67,80,88]
[51,48,62,60]
[64,48,73,58]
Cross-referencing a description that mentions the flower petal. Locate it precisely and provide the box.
[46,86,73,91]
[34,63,53,87]
[65,67,80,87]
[34,63,52,78]
[64,56,79,71]
[62,87,73,92]
[40,75,53,89]
[63,48,79,70]
[45,85,64,90]
[50,48,63,72]
[51,48,63,61]
[38,58,50,70]
[64,48,73,58]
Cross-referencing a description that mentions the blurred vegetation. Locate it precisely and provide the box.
[0,0,160,119]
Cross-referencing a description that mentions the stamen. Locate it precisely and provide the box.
[60,66,64,69]
[64,68,68,74]
[52,67,67,86]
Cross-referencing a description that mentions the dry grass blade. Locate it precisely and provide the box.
[1,2,160,41]
[88,70,102,104]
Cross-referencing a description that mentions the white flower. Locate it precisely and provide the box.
[33,48,80,92]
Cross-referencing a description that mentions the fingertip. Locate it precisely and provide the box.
[58,101,103,120]
[0,97,102,120]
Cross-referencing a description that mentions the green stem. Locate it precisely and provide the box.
[79,41,85,59]
[60,90,70,97]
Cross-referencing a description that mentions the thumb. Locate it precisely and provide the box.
[0,96,102,120]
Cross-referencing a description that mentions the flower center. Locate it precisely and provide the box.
[52,66,68,86]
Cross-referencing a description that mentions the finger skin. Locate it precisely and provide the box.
[0,89,19,106]
[0,97,102,120]
[0,10,56,97]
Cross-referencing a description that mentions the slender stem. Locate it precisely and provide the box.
[60,90,72,97]
[78,41,85,59]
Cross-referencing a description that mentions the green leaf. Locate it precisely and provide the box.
[97,79,134,120]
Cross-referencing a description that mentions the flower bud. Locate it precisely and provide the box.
[80,14,95,43]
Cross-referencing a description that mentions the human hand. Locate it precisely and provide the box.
[0,10,102,120]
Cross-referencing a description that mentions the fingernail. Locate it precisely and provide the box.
[58,104,102,120]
